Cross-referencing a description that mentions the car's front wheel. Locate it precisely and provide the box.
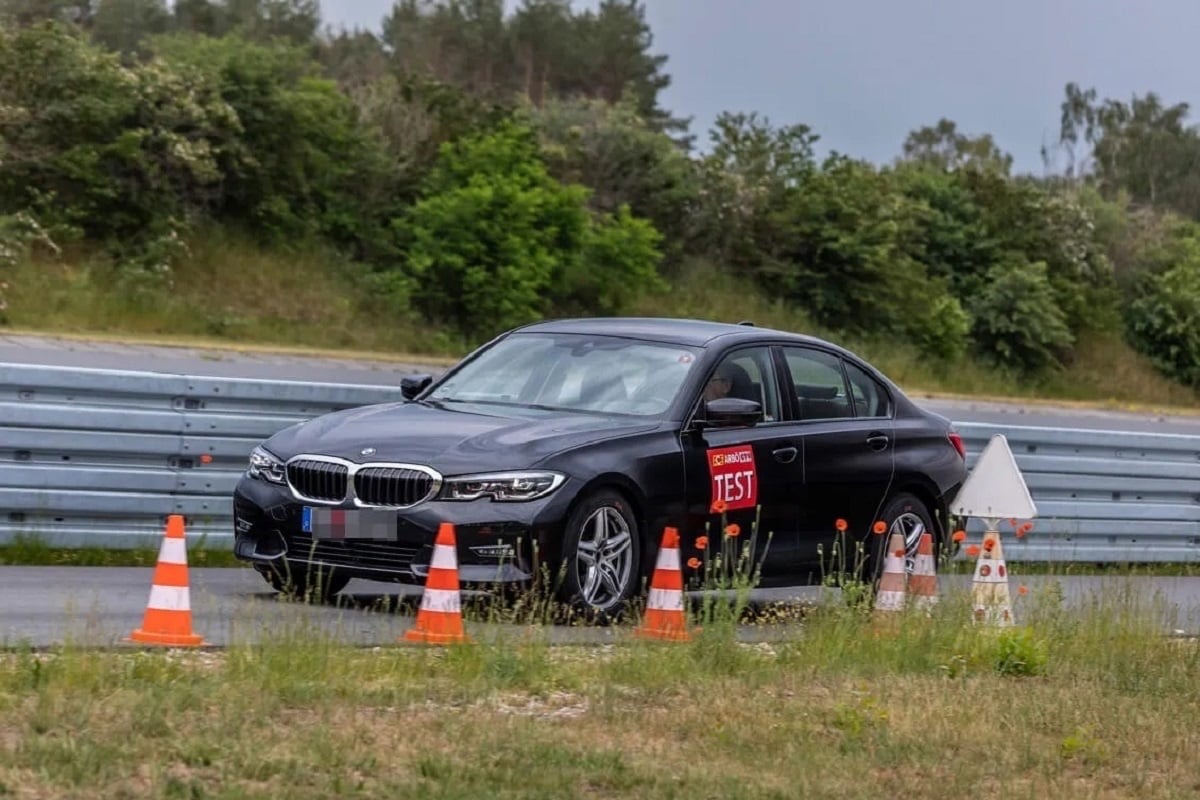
[556,489,642,623]
[872,492,939,581]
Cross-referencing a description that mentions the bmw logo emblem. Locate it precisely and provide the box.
[361,447,376,457]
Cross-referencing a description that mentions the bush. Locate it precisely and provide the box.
[395,120,663,337]
[969,259,1075,372]
[909,293,972,361]
[1125,249,1200,387]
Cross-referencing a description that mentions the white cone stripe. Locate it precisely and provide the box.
[913,554,935,574]
[419,586,461,613]
[157,538,188,565]
[430,544,458,570]
[655,547,681,572]
[647,587,684,611]
[147,584,191,611]
[875,590,905,610]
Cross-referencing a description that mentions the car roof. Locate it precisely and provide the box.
[513,316,834,349]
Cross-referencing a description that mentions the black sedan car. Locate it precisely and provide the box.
[232,317,967,617]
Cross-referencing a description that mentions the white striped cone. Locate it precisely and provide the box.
[128,514,205,647]
[874,532,907,612]
[404,522,469,644]
[633,527,690,641]
[909,532,939,609]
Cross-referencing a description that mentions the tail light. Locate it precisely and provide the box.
[948,431,966,460]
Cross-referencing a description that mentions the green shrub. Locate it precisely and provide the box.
[1125,250,1200,387]
[969,259,1075,372]
[395,119,663,337]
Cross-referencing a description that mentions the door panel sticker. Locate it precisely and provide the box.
[707,444,758,511]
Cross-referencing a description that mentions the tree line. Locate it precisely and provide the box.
[0,0,1198,388]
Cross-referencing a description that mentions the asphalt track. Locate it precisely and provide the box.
[4,331,1200,435]
[2,567,1200,647]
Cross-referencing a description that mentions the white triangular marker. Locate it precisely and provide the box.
[949,434,1037,521]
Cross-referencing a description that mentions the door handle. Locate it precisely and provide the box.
[772,445,798,464]
[866,433,890,451]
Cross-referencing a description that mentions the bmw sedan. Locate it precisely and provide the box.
[232,317,968,618]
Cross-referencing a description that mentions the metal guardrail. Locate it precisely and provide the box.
[2,362,1198,561]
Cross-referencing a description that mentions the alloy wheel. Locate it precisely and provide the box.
[575,505,635,610]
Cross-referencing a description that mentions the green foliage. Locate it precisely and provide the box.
[0,22,233,254]
[530,95,699,266]
[147,32,399,257]
[911,294,972,361]
[771,156,929,336]
[395,120,663,336]
[970,259,1075,371]
[1125,237,1200,387]
[901,117,1013,175]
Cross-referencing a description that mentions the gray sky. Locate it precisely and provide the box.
[321,0,1200,175]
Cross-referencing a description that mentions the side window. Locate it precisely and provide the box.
[782,347,852,421]
[844,360,893,418]
[703,347,781,422]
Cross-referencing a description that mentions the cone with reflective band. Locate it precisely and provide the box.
[633,526,690,641]
[909,532,938,609]
[971,530,1014,627]
[874,532,907,612]
[128,514,205,647]
[404,522,469,644]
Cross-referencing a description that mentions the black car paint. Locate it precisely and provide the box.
[231,317,967,593]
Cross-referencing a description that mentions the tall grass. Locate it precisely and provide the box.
[1,581,1198,799]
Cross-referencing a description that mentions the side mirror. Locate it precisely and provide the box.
[702,397,763,428]
[400,374,433,400]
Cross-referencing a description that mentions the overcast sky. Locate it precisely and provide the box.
[320,0,1200,175]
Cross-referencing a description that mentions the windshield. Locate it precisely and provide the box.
[427,332,702,416]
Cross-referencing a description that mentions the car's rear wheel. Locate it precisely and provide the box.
[556,489,641,623]
[872,492,938,581]
[258,562,350,602]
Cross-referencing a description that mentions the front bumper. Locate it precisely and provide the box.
[232,472,575,588]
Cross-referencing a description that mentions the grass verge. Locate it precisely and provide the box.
[1,584,1198,798]
[5,238,1199,412]
[0,534,243,568]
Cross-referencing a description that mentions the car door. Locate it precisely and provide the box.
[779,346,896,573]
[678,345,802,582]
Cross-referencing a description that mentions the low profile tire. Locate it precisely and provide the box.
[872,492,938,583]
[556,489,642,624]
[260,562,351,602]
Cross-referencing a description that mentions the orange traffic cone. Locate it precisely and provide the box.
[874,532,908,612]
[127,514,205,647]
[909,532,939,609]
[632,527,690,641]
[404,522,469,644]
[972,529,1014,626]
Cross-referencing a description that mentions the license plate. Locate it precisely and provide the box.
[301,507,395,540]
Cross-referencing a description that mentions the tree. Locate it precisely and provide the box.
[393,120,663,335]
[529,95,700,266]
[901,118,1013,175]
[694,111,818,274]
[91,0,170,55]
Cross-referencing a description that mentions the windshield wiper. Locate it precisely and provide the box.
[431,398,564,412]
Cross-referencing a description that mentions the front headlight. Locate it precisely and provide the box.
[248,445,286,484]
[440,471,565,502]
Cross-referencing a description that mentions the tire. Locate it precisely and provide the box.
[259,562,351,602]
[555,488,642,623]
[870,492,939,584]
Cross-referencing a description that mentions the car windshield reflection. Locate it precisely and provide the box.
[427,332,702,416]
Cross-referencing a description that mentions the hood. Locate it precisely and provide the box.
[262,400,661,475]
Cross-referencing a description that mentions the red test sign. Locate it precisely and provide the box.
[707,444,758,511]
